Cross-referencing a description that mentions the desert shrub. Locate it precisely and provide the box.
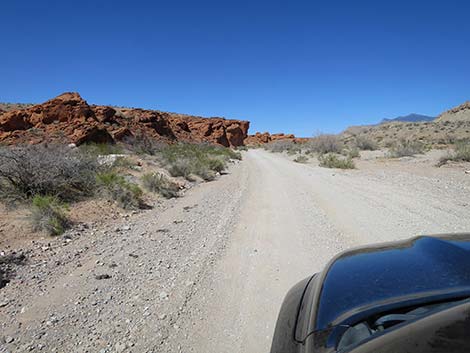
[236,145,249,151]
[388,139,425,158]
[293,155,309,163]
[319,154,355,169]
[354,136,377,151]
[142,173,180,198]
[0,144,98,204]
[125,132,166,155]
[29,195,69,235]
[113,156,138,169]
[96,172,143,209]
[79,143,123,156]
[160,143,238,181]
[264,140,300,154]
[454,141,470,161]
[345,147,360,159]
[438,141,470,166]
[306,134,342,155]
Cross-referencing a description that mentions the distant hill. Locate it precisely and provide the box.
[380,113,435,124]
[436,101,470,122]
[342,100,470,148]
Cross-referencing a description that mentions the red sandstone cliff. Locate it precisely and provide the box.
[0,93,250,147]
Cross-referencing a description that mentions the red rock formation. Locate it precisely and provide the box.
[0,93,250,147]
[244,131,302,145]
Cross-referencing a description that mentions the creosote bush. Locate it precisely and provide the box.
[96,172,143,209]
[30,195,69,235]
[0,144,98,204]
[142,173,180,198]
[388,139,425,158]
[319,154,355,169]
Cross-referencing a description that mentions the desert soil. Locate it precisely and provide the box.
[1,149,470,353]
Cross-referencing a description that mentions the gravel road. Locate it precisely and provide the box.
[1,149,470,353]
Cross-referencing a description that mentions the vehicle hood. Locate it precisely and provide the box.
[314,234,470,330]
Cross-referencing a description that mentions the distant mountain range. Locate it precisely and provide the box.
[380,113,436,124]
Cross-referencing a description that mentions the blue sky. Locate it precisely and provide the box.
[1,0,469,136]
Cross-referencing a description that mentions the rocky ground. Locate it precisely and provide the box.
[1,149,470,353]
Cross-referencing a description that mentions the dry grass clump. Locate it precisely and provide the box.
[29,195,69,235]
[142,173,180,198]
[96,171,143,209]
[319,154,355,169]
[388,139,425,158]
[306,134,343,155]
[438,141,470,166]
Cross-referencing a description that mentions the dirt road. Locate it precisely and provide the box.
[1,149,470,353]
[171,149,470,353]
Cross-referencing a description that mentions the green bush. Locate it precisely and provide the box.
[160,143,238,181]
[96,172,143,209]
[142,173,180,198]
[389,140,425,158]
[30,195,69,235]
[319,154,355,169]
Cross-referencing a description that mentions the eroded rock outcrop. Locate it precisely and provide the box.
[437,101,470,122]
[244,131,302,145]
[0,92,250,147]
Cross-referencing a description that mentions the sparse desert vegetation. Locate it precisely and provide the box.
[353,135,378,151]
[0,140,242,236]
[306,133,343,155]
[293,155,309,163]
[319,153,356,169]
[142,172,180,198]
[161,143,241,181]
[29,195,70,235]
[264,140,300,154]
[438,140,470,166]
[0,144,98,204]
[95,171,144,210]
[388,139,425,158]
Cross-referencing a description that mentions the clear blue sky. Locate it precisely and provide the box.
[1,0,469,136]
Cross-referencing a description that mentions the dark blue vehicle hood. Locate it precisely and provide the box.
[314,234,470,330]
